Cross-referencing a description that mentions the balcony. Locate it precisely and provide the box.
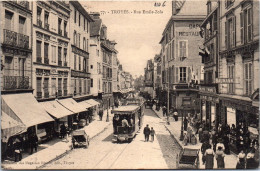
[58,29,62,36]
[58,60,62,66]
[3,76,30,90]
[37,57,42,63]
[64,31,68,38]
[58,90,62,97]
[37,92,42,99]
[44,58,49,64]
[64,61,68,67]
[64,90,68,96]
[44,23,49,30]
[3,29,17,46]
[44,91,49,98]
[17,33,29,49]
[37,19,42,27]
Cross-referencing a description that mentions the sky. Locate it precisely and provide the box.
[81,1,172,77]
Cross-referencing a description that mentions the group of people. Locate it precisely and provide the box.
[113,115,135,134]
[143,124,155,142]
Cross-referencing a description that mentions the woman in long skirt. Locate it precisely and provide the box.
[205,145,214,169]
[215,146,225,168]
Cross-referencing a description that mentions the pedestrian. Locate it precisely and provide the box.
[211,128,217,152]
[201,140,211,164]
[99,110,103,121]
[65,124,69,142]
[187,126,192,143]
[223,134,230,154]
[29,134,38,154]
[13,137,22,162]
[60,123,66,138]
[162,106,166,117]
[236,150,246,169]
[143,124,150,142]
[215,146,225,168]
[173,111,178,121]
[150,127,155,142]
[202,127,210,143]
[216,138,225,153]
[184,117,188,131]
[198,126,203,142]
[205,145,214,169]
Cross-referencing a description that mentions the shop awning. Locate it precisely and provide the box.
[40,100,74,119]
[85,99,100,106]
[1,111,26,140]
[57,98,87,113]
[1,93,54,128]
[78,101,93,109]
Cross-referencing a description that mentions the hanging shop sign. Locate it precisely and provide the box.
[216,78,234,84]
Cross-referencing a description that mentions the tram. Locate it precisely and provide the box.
[112,98,144,142]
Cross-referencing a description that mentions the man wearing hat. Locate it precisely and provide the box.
[143,124,151,142]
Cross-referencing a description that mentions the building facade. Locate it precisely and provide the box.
[217,0,259,153]
[160,0,206,115]
[69,1,93,101]
[144,59,154,99]
[32,1,71,100]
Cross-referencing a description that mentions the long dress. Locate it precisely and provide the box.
[205,149,214,169]
[215,150,225,168]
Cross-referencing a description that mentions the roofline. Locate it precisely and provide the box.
[201,7,218,27]
[70,1,94,22]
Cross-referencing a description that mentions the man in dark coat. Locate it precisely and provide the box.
[30,134,38,154]
[143,124,151,142]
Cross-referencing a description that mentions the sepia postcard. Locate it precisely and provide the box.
[1,0,259,170]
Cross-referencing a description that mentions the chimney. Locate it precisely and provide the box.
[172,0,177,15]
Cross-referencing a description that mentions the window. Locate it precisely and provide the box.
[90,65,93,69]
[179,41,187,58]
[207,1,212,14]
[44,11,49,30]
[78,13,81,26]
[44,43,49,60]
[244,61,253,96]
[51,45,56,63]
[91,79,93,87]
[43,78,49,93]
[84,80,87,94]
[84,19,86,30]
[58,18,62,34]
[86,39,89,52]
[19,16,26,34]
[225,0,235,8]
[83,38,86,51]
[58,78,62,93]
[241,6,253,44]
[227,64,235,94]
[58,47,62,63]
[37,77,42,93]
[225,17,236,49]
[180,67,187,83]
[64,21,67,37]
[4,56,13,76]
[37,7,42,26]
[79,79,82,94]
[63,78,67,91]
[78,33,81,47]
[78,56,81,71]
[87,20,89,33]
[5,10,13,30]
[74,31,77,45]
[74,55,77,70]
[172,40,174,60]
[36,41,42,58]
[64,48,67,65]
[51,78,56,96]
[74,9,77,23]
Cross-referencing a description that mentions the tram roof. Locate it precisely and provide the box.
[111,105,140,114]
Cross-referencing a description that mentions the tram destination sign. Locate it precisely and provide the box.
[216,78,234,84]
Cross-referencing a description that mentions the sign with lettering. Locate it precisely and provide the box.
[216,78,234,84]
[178,32,200,36]
[199,86,216,93]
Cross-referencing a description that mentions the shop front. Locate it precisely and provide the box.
[219,94,259,153]
[199,85,219,130]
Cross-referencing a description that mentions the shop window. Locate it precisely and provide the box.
[244,61,253,96]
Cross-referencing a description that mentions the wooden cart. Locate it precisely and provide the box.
[176,148,200,169]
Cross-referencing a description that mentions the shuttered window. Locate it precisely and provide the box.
[228,64,235,94]
[43,78,49,92]
[179,41,187,58]
[175,67,179,83]
[240,12,244,44]
[37,77,42,93]
[244,62,253,96]
[44,43,49,59]
[37,41,42,58]
[58,78,62,91]
[51,78,56,96]
[180,67,186,83]
[63,78,67,91]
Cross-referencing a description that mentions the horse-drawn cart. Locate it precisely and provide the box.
[176,148,200,169]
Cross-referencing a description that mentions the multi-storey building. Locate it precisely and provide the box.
[32,1,71,100]
[160,0,206,115]
[69,1,93,101]
[144,59,154,99]
[100,28,117,109]
[154,54,163,102]
[1,1,54,140]
[217,0,259,153]
[89,12,103,98]
[199,0,220,129]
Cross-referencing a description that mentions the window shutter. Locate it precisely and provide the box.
[184,41,187,57]
[225,21,227,48]
[172,40,175,60]
[240,12,244,44]
[188,67,191,83]
[248,7,253,42]
[233,16,236,47]
[175,67,179,83]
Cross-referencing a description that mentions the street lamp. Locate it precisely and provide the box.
[106,99,109,122]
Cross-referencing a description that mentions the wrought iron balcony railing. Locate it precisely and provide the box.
[37,19,42,27]
[3,76,30,90]
[44,23,49,30]
[37,57,42,63]
[37,92,42,99]
[3,29,17,46]
[18,33,29,49]
[44,58,49,64]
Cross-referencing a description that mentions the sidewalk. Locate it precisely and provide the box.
[2,116,111,170]
[152,106,237,169]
